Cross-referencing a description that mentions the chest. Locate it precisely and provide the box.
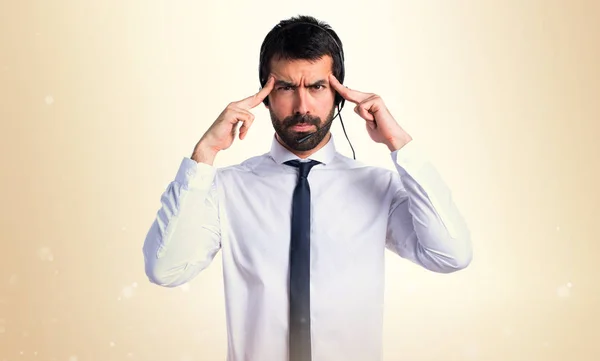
[218,169,391,265]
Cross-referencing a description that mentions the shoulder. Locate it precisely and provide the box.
[331,151,397,176]
[215,152,273,175]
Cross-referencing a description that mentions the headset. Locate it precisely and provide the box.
[258,21,356,159]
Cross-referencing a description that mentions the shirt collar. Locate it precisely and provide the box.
[269,133,337,165]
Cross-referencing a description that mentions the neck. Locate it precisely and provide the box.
[276,132,331,159]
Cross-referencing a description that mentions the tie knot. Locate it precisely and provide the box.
[284,159,321,179]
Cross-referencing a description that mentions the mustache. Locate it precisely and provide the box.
[283,114,321,128]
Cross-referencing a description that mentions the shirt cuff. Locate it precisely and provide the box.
[390,139,430,177]
[174,157,217,190]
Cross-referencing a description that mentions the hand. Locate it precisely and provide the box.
[329,74,412,152]
[192,76,275,162]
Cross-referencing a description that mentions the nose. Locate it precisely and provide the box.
[293,87,310,115]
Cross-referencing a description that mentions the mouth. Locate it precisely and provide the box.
[290,124,315,132]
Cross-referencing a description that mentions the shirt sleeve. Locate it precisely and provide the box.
[142,157,222,287]
[385,140,473,273]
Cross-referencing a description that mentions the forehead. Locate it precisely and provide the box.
[269,55,333,81]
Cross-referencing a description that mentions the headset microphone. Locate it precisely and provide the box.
[296,107,341,144]
[295,103,355,160]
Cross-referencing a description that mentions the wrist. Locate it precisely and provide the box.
[191,142,219,165]
[386,134,413,152]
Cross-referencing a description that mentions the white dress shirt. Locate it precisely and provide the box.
[142,133,472,361]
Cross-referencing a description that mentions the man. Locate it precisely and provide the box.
[143,15,472,361]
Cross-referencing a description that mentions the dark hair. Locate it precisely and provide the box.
[258,15,345,107]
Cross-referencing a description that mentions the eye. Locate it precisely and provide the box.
[312,84,325,90]
[278,86,293,91]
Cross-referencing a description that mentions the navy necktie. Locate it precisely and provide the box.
[284,159,321,361]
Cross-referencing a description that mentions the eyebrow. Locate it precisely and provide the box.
[274,79,327,87]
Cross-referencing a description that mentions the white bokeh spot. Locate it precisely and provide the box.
[556,282,572,298]
[8,274,18,285]
[37,247,54,262]
[121,286,134,299]
[45,95,54,105]
[180,283,191,292]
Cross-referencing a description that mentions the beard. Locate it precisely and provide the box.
[270,106,336,152]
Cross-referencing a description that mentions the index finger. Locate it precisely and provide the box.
[238,76,275,109]
[328,74,368,104]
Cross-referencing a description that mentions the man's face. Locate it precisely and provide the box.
[266,55,337,152]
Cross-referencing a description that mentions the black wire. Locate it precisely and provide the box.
[337,104,356,160]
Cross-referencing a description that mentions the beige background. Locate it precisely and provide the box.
[1,0,599,360]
